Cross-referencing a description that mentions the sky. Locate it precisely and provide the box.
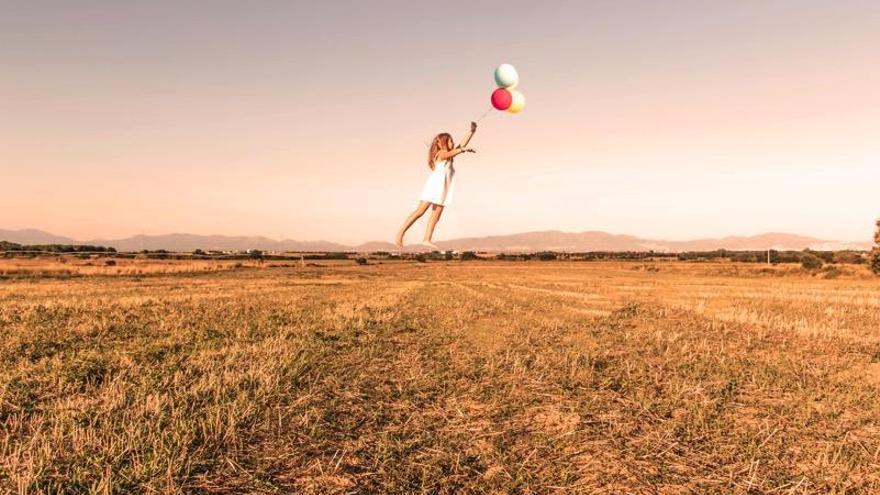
[2,0,878,244]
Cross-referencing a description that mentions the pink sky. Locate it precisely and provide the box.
[2,1,878,243]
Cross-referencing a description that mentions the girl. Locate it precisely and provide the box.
[395,121,477,249]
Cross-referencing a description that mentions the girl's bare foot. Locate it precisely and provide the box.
[394,235,404,248]
[422,240,440,251]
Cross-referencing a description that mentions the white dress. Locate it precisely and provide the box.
[419,159,455,206]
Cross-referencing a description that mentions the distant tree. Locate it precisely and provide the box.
[0,241,115,253]
[537,251,557,261]
[871,219,880,275]
[832,251,864,265]
[772,250,801,264]
[193,249,205,256]
[812,250,834,263]
[730,252,761,263]
[355,257,367,265]
[247,249,265,265]
[0,241,22,251]
[459,251,478,261]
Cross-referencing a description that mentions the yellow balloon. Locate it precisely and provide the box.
[507,90,525,113]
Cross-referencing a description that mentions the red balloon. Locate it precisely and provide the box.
[491,88,512,110]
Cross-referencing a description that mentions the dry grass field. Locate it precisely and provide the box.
[0,257,272,278]
[1,259,879,494]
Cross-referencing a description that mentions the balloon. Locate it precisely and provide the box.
[507,90,525,113]
[491,88,512,110]
[494,63,519,88]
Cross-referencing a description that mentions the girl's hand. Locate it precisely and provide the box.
[460,147,476,154]
[470,121,477,133]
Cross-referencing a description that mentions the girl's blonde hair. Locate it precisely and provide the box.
[428,133,453,170]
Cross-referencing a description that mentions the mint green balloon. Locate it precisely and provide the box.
[494,63,519,88]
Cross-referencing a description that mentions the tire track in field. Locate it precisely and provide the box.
[462,281,618,320]
[471,276,880,342]
[440,281,585,353]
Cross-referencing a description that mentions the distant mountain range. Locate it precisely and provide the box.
[0,229,348,252]
[1,228,872,253]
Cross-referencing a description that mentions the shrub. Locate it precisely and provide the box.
[832,251,864,265]
[821,266,842,279]
[355,257,367,265]
[871,219,880,275]
[104,259,116,266]
[813,251,834,263]
[460,251,478,261]
[730,252,761,263]
[800,252,823,271]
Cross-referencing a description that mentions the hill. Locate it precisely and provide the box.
[0,229,79,246]
[0,228,872,253]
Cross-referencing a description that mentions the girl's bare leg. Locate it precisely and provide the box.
[396,201,431,247]
[422,204,444,248]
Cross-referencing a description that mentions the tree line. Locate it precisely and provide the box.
[0,241,116,253]
[4,218,880,275]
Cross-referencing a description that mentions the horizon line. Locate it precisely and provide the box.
[1,226,873,246]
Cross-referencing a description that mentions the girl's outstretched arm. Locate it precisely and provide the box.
[435,122,478,160]
[459,121,477,148]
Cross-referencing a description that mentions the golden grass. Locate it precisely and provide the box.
[1,260,879,493]
[0,257,248,278]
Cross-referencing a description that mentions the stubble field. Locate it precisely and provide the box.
[1,259,879,494]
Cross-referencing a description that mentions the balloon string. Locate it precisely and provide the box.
[421,106,495,147]
[474,105,493,123]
